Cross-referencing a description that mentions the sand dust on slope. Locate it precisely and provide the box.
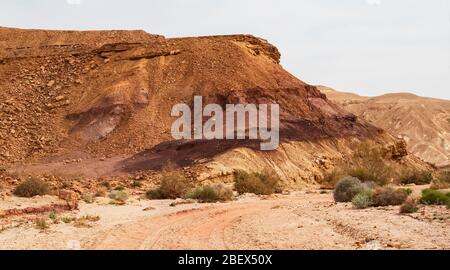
[0,191,449,250]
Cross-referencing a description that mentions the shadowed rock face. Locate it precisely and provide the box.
[0,27,425,185]
[319,86,450,168]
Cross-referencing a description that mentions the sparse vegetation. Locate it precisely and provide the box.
[352,190,373,209]
[35,218,49,230]
[187,184,234,203]
[14,177,50,198]
[49,212,57,221]
[347,167,386,186]
[348,143,395,186]
[398,188,413,196]
[234,170,280,195]
[398,169,433,185]
[131,180,142,188]
[114,186,125,191]
[372,187,408,207]
[146,171,190,200]
[321,143,397,188]
[419,189,450,206]
[400,198,419,214]
[108,190,128,203]
[146,189,163,200]
[333,176,365,203]
[61,216,75,224]
[81,193,96,204]
[73,215,100,228]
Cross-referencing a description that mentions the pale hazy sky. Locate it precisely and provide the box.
[1,0,449,99]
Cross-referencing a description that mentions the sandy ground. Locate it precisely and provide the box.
[0,190,449,250]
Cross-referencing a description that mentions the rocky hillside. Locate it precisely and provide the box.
[319,86,450,168]
[0,27,427,188]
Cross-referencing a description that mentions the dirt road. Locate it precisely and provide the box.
[1,192,449,250]
[83,193,450,250]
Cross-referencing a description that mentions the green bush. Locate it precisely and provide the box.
[419,189,450,205]
[333,177,365,203]
[400,198,419,214]
[372,187,408,207]
[234,170,280,195]
[187,184,233,203]
[14,177,50,198]
[108,190,128,202]
[398,188,413,196]
[146,171,190,199]
[352,191,373,209]
[399,170,433,185]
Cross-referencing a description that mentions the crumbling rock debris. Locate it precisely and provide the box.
[0,27,429,186]
[0,203,78,219]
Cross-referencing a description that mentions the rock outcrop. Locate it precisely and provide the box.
[0,28,428,187]
[319,86,450,168]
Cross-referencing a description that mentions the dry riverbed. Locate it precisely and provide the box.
[0,190,449,250]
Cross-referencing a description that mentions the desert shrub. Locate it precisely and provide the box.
[61,217,75,224]
[187,184,234,203]
[419,189,450,205]
[108,190,128,202]
[35,218,49,230]
[114,186,125,191]
[49,212,57,221]
[146,171,190,199]
[14,177,50,198]
[73,215,100,228]
[352,190,374,209]
[333,177,365,203]
[398,188,413,196]
[372,187,408,207]
[400,198,419,214]
[362,181,378,190]
[146,189,163,200]
[398,170,433,185]
[234,170,280,195]
[81,193,95,204]
[131,180,142,188]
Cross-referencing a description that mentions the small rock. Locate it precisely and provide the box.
[47,80,55,87]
